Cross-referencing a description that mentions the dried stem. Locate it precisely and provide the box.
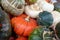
[25,16,30,22]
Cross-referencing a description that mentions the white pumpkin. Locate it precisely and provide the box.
[51,11,60,29]
[37,0,54,12]
[25,3,43,18]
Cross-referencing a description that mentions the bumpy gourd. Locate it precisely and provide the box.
[1,0,25,16]
[0,8,11,40]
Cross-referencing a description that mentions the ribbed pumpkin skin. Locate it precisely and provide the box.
[11,14,37,36]
[0,8,11,40]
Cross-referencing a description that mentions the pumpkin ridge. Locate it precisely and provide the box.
[22,20,28,36]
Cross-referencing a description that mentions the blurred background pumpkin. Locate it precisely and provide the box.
[0,7,11,40]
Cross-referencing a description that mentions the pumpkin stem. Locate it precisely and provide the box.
[25,16,30,22]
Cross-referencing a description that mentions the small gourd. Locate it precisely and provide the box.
[1,0,25,16]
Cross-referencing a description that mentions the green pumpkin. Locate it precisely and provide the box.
[54,3,60,12]
[0,8,11,40]
[55,22,60,39]
[29,26,53,40]
[37,11,53,28]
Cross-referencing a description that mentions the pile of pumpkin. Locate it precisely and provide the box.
[0,0,60,40]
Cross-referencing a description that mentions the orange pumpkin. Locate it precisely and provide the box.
[46,0,51,3]
[11,14,37,36]
[16,36,28,40]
